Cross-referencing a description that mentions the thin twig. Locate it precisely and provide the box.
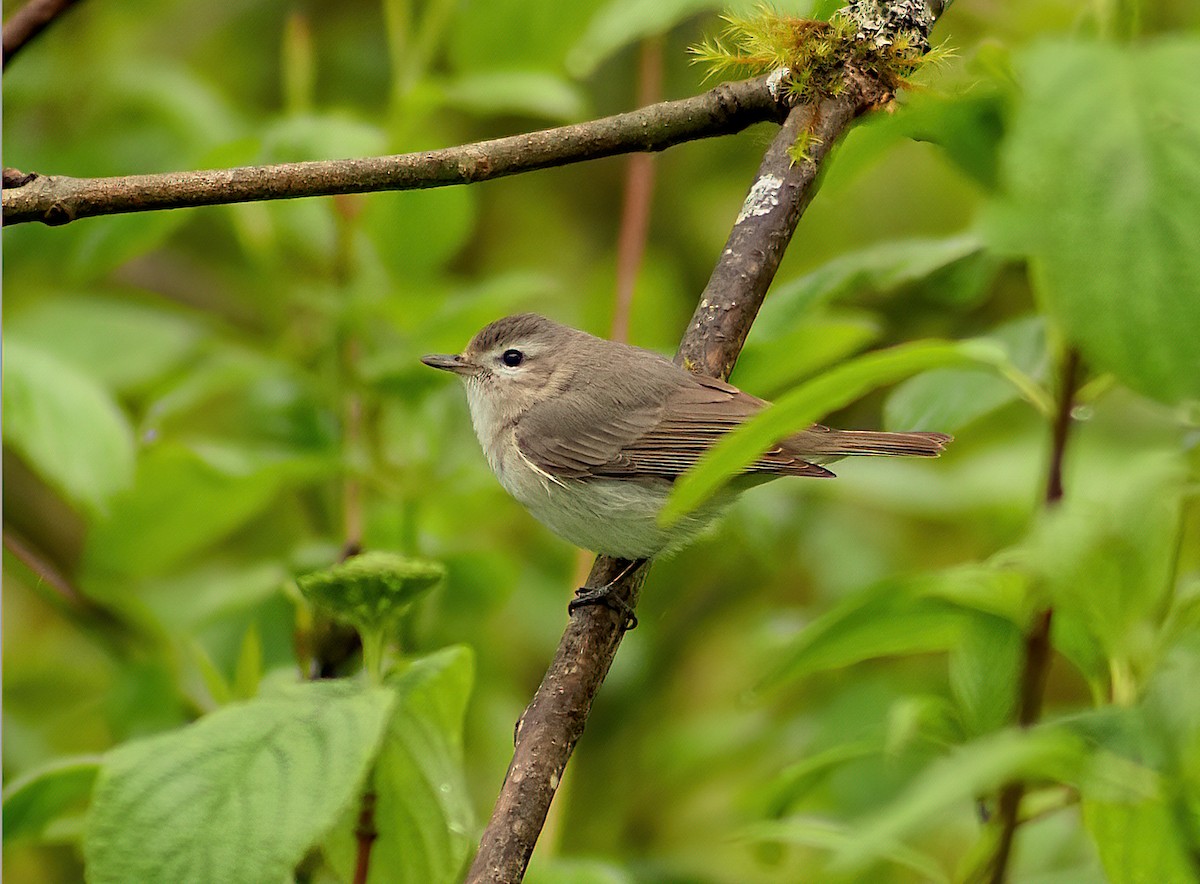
[2,75,789,227]
[465,57,896,882]
[987,347,1081,884]
[2,0,82,68]
[2,528,133,642]
[610,38,664,344]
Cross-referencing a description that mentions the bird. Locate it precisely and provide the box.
[423,313,950,622]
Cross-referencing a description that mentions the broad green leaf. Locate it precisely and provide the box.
[434,72,588,121]
[734,313,881,397]
[1083,798,1197,884]
[949,616,1022,738]
[3,756,102,844]
[987,39,1200,403]
[827,88,1007,193]
[8,295,205,394]
[325,646,475,884]
[1013,455,1184,661]
[762,566,1023,690]
[3,338,135,516]
[756,234,992,334]
[84,681,394,884]
[834,727,1086,872]
[885,315,1052,433]
[742,816,950,884]
[662,339,1007,526]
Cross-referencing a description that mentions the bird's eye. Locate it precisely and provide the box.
[500,349,524,367]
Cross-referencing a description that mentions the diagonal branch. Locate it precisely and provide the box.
[464,54,899,884]
[2,0,83,69]
[2,75,790,227]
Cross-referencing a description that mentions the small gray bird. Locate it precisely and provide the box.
[422,313,950,580]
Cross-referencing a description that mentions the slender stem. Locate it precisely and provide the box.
[987,347,1081,883]
[2,0,82,69]
[2,527,134,650]
[352,786,379,884]
[610,38,663,344]
[3,75,789,226]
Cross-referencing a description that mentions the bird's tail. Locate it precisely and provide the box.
[786,425,952,459]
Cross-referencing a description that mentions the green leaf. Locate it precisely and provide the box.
[742,816,950,884]
[734,313,881,397]
[764,742,880,817]
[434,72,588,121]
[662,339,1007,527]
[756,234,992,331]
[949,616,1022,738]
[84,681,395,884]
[3,338,135,516]
[884,316,1051,433]
[761,561,1030,693]
[1083,798,1198,884]
[7,296,205,395]
[231,624,263,701]
[568,0,727,77]
[325,646,475,884]
[1013,455,1185,662]
[3,756,102,844]
[987,39,1200,403]
[833,727,1086,872]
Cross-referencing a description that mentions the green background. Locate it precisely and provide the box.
[4,1,1199,882]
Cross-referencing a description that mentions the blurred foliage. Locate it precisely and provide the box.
[4,0,1200,882]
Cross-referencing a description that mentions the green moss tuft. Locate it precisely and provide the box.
[690,4,951,108]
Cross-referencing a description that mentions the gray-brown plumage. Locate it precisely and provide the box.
[422,313,950,559]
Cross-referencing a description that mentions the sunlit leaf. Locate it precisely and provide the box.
[987,39,1200,403]
[8,295,205,395]
[3,338,136,516]
[325,647,475,884]
[84,681,394,884]
[1083,798,1197,884]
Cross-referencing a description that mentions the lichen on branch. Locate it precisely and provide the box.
[690,2,951,109]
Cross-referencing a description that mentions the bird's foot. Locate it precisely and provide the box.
[569,584,638,630]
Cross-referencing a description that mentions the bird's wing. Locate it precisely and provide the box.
[613,375,835,479]
[516,370,834,481]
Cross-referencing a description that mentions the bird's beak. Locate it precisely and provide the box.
[421,353,476,375]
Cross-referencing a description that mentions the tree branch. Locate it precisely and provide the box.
[2,75,790,227]
[464,46,902,884]
[2,0,82,69]
[987,347,1081,883]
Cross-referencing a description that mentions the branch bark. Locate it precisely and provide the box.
[2,75,789,227]
[464,57,897,884]
[2,0,82,69]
